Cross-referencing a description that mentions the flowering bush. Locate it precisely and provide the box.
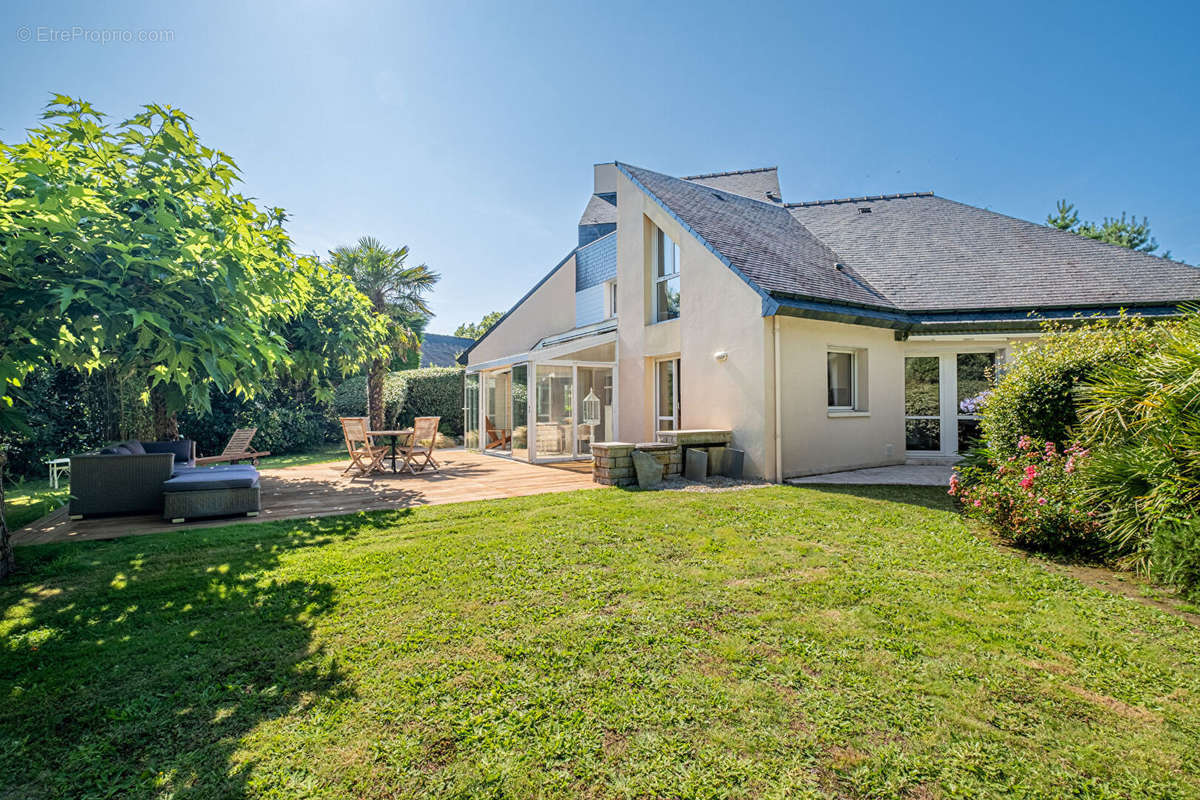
[958,390,991,415]
[951,436,1105,553]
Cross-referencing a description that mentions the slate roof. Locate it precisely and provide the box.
[578,192,617,226]
[420,333,475,367]
[620,164,895,309]
[787,195,1200,311]
[619,163,1200,320]
[682,167,783,205]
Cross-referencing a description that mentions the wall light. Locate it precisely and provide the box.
[714,351,729,362]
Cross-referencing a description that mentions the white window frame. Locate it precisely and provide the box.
[654,357,681,432]
[652,228,680,323]
[605,279,618,319]
[826,348,857,411]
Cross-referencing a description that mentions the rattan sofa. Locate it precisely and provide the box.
[68,439,261,523]
[68,440,196,518]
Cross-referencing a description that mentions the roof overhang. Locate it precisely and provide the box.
[767,292,1193,336]
[465,323,617,373]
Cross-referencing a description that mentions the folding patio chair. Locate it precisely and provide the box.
[340,417,387,477]
[195,427,271,465]
[485,418,511,450]
[397,416,441,474]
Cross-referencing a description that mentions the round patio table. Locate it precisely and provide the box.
[368,429,414,473]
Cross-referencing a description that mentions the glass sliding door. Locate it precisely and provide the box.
[484,370,512,453]
[464,373,479,450]
[511,364,529,461]
[904,356,941,452]
[534,365,573,458]
[956,352,995,452]
[576,366,613,455]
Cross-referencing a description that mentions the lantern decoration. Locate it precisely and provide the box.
[582,389,601,427]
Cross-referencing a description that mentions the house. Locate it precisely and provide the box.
[420,333,475,368]
[458,162,1200,481]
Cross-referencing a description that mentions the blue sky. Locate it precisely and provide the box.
[3,0,1197,333]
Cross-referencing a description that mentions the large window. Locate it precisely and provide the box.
[511,364,529,461]
[956,352,995,451]
[653,227,680,322]
[827,351,855,409]
[535,365,573,458]
[655,358,680,431]
[904,356,941,451]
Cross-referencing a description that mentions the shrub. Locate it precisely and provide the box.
[331,368,464,436]
[980,317,1159,457]
[178,380,339,458]
[1076,310,1200,598]
[333,375,368,418]
[952,437,1104,554]
[393,368,464,435]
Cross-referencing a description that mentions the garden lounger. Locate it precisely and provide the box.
[195,427,271,466]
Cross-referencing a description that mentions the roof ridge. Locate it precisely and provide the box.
[682,166,777,180]
[785,191,934,208]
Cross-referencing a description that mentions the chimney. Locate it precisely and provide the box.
[593,162,617,195]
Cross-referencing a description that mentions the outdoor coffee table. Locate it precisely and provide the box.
[368,429,414,473]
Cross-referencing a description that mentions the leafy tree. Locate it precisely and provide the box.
[328,237,439,430]
[454,311,503,340]
[1047,200,1164,255]
[0,96,388,578]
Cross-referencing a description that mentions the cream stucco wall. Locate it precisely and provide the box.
[466,254,577,366]
[614,170,773,478]
[776,316,905,477]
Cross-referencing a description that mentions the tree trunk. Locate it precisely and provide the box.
[150,385,179,441]
[368,358,386,430]
[0,453,14,582]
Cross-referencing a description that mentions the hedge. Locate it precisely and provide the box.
[980,317,1159,457]
[333,368,464,436]
[1,366,342,481]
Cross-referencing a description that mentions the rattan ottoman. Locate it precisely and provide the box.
[162,466,261,523]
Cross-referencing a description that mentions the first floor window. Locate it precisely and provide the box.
[655,358,680,431]
[827,350,856,409]
[653,227,680,322]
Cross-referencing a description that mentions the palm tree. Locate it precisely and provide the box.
[328,237,439,430]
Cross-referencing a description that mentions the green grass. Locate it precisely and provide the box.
[1,478,68,530]
[254,443,347,469]
[2,485,1199,799]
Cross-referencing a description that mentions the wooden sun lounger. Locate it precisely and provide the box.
[195,427,270,465]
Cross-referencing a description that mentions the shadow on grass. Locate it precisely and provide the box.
[788,482,957,513]
[0,511,406,798]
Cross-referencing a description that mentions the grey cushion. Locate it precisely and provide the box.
[114,444,132,455]
[124,440,146,455]
[143,440,194,465]
[163,466,260,492]
[99,446,121,455]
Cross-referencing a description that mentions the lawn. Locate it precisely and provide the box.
[2,485,1198,799]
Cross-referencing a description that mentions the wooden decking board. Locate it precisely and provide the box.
[14,449,600,546]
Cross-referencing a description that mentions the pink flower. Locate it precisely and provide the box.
[948,475,960,495]
[1018,436,1032,450]
[973,499,982,507]
[1024,465,1037,479]
[1019,476,1034,490]
[1037,497,1047,505]
[1045,441,1057,456]
[1065,457,1076,474]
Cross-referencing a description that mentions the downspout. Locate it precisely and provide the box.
[773,315,783,483]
